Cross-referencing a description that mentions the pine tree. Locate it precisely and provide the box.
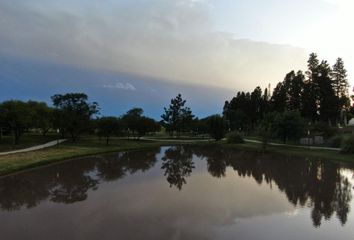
[331,58,350,124]
[161,94,193,136]
[288,71,304,111]
[302,53,320,122]
[331,58,348,97]
[315,61,337,124]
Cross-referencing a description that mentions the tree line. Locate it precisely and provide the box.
[1,52,353,145]
[0,93,159,145]
[223,53,354,144]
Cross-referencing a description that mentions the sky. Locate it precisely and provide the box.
[0,0,353,118]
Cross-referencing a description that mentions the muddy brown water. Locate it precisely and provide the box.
[1,146,354,240]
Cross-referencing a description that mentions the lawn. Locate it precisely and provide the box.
[0,138,166,176]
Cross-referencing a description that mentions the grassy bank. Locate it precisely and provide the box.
[1,137,354,177]
[205,141,354,163]
[0,138,167,176]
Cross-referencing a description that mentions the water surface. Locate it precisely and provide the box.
[1,146,354,240]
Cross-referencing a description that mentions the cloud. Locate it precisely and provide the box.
[0,0,307,91]
[102,82,136,91]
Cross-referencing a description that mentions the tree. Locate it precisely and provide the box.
[257,112,276,151]
[302,53,320,122]
[315,61,337,124]
[0,107,5,140]
[250,86,264,127]
[51,93,99,142]
[121,108,144,137]
[288,71,305,111]
[161,94,194,136]
[122,108,160,139]
[331,58,349,98]
[0,100,32,144]
[271,82,287,112]
[331,58,350,124]
[207,115,225,141]
[135,116,160,139]
[28,101,53,136]
[96,117,121,145]
[223,91,252,132]
[274,111,305,143]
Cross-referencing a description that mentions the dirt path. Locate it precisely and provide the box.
[0,139,67,156]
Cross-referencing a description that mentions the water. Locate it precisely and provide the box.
[0,146,354,240]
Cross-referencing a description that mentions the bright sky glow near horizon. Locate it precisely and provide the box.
[0,0,353,117]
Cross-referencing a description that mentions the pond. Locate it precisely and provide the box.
[0,146,354,240]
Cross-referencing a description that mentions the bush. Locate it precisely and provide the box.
[311,122,337,139]
[327,135,343,148]
[226,131,244,144]
[341,135,354,154]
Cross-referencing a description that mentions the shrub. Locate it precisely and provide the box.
[341,135,354,154]
[226,131,244,144]
[327,135,343,148]
[311,122,337,139]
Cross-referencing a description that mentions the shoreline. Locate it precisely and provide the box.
[0,139,353,177]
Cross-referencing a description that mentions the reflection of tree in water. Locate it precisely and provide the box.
[193,147,353,227]
[204,149,227,178]
[96,149,159,181]
[0,148,159,210]
[49,161,99,204]
[161,146,195,190]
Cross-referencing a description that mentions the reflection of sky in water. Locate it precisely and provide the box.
[0,146,354,240]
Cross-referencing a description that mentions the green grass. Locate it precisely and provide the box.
[0,133,58,152]
[213,141,354,163]
[0,138,167,176]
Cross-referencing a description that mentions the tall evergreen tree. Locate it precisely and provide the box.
[288,71,304,111]
[302,53,320,122]
[161,94,193,136]
[271,82,287,112]
[331,58,350,124]
[314,61,337,124]
[331,58,349,97]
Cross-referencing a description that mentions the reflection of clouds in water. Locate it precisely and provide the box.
[341,169,354,184]
[0,146,354,239]
[285,209,299,217]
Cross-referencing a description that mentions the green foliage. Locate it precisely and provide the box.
[27,101,53,136]
[226,131,244,144]
[121,107,144,136]
[135,116,160,139]
[327,135,343,148]
[224,53,350,130]
[311,121,337,139]
[96,117,121,145]
[207,115,225,141]
[51,93,99,142]
[341,135,354,154]
[274,111,305,143]
[0,100,32,144]
[257,112,276,150]
[161,94,194,136]
[223,86,268,132]
[122,108,160,139]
